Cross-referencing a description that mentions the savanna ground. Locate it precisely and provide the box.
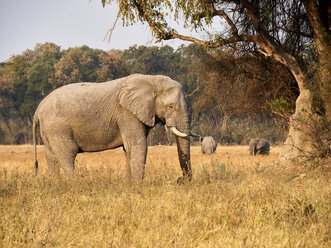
[0,144,330,247]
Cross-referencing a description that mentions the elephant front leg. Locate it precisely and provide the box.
[123,137,147,182]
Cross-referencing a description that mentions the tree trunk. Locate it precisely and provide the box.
[260,43,325,162]
[221,113,231,131]
[278,89,315,162]
[303,0,331,123]
[272,51,328,162]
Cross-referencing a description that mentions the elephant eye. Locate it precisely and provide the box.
[167,105,174,111]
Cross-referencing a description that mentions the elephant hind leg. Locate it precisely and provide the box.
[45,146,60,175]
[48,137,79,178]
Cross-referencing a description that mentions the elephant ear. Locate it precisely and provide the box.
[117,77,156,127]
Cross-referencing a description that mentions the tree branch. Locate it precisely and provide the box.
[104,11,121,42]
[302,0,328,40]
[130,0,261,48]
[279,27,313,39]
[213,8,239,37]
[185,85,200,98]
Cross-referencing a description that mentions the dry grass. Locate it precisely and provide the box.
[0,144,330,247]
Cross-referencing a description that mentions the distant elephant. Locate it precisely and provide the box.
[33,74,193,182]
[249,138,270,155]
[200,136,217,154]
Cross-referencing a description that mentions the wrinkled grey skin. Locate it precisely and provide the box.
[200,136,217,154]
[249,138,270,155]
[33,74,192,182]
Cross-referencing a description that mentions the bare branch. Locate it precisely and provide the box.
[104,11,121,43]
[185,85,200,98]
[257,49,271,57]
[279,27,313,39]
[213,8,239,36]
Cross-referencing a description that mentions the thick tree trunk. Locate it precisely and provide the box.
[318,49,331,123]
[272,51,329,162]
[278,89,315,162]
[261,44,325,162]
[303,0,331,123]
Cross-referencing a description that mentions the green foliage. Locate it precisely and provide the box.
[269,97,291,115]
[54,46,104,85]
[123,45,182,79]
[0,43,128,144]
[0,42,291,144]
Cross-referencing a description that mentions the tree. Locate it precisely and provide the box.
[178,43,296,144]
[184,44,298,126]
[102,0,330,161]
[54,46,128,86]
[0,43,62,143]
[54,46,103,86]
[123,45,182,79]
[24,43,62,117]
[0,43,131,144]
[0,63,18,139]
[95,49,128,81]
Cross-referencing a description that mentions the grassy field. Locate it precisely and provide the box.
[0,144,330,247]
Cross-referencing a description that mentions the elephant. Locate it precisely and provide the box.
[249,138,270,155]
[200,136,217,154]
[33,74,193,182]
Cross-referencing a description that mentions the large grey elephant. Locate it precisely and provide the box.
[200,136,217,154]
[249,138,270,155]
[33,74,192,182]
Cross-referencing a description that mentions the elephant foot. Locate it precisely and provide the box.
[177,176,192,185]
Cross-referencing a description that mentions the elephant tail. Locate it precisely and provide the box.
[33,114,39,175]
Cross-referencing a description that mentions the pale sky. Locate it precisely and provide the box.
[0,0,189,62]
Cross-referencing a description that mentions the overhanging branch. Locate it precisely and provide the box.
[130,0,264,48]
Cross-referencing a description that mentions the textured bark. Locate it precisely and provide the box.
[261,40,324,162]
[278,89,315,162]
[318,49,331,123]
[303,0,331,122]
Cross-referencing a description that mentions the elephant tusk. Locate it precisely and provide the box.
[189,131,200,137]
[169,127,188,137]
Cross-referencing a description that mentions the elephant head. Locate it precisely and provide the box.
[117,74,192,180]
[249,138,270,155]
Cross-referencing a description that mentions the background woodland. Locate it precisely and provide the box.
[0,42,300,145]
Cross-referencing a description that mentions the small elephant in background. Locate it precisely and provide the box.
[200,136,217,154]
[249,138,270,155]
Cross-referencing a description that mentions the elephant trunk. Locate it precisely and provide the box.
[175,116,192,181]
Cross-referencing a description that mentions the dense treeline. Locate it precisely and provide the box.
[0,42,297,145]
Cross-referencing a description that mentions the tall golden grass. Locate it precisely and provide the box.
[0,145,330,247]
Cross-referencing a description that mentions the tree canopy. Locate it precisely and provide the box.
[0,42,296,145]
[102,0,330,161]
